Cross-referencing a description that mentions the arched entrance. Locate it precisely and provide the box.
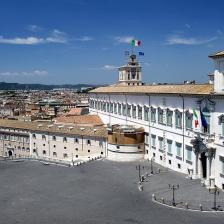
[8,150,13,157]
[200,152,207,178]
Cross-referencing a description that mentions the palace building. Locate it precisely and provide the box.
[0,119,107,163]
[89,51,224,189]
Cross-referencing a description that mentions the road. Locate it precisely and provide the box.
[0,159,223,224]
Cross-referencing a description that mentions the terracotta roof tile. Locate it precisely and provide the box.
[55,115,104,126]
[0,119,107,138]
[67,108,82,116]
[90,84,214,95]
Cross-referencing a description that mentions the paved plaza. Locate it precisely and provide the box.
[139,161,224,211]
[0,159,224,224]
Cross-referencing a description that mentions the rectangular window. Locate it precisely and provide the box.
[158,108,164,124]
[132,105,136,118]
[222,123,224,137]
[127,104,131,117]
[144,106,149,121]
[63,137,67,142]
[158,137,163,152]
[110,103,113,113]
[176,142,182,157]
[118,103,122,115]
[151,107,156,123]
[175,110,182,128]
[186,146,192,161]
[145,133,149,144]
[138,106,142,120]
[53,152,57,157]
[100,101,103,111]
[166,110,173,126]
[220,157,224,174]
[151,135,156,148]
[122,104,127,116]
[222,161,224,174]
[167,140,172,154]
[106,103,109,112]
[185,112,193,130]
[114,103,117,114]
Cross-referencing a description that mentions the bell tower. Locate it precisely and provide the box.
[118,54,142,86]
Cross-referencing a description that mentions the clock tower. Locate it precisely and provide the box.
[118,54,142,86]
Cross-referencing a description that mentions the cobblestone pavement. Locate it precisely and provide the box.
[0,159,224,224]
[139,160,224,211]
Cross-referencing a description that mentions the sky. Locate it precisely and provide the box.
[0,0,223,85]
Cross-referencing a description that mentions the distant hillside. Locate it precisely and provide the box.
[0,82,100,90]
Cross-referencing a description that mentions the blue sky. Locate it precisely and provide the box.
[0,0,223,85]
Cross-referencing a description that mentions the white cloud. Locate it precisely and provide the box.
[102,65,117,70]
[166,35,217,45]
[27,25,43,32]
[74,36,93,41]
[0,29,68,45]
[0,36,46,45]
[114,36,134,44]
[0,70,48,76]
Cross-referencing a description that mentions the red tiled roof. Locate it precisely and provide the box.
[55,115,103,126]
[67,108,82,116]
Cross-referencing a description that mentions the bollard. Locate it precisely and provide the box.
[152,194,156,201]
[141,175,145,182]
[199,204,203,211]
[161,198,165,204]
[185,203,188,209]
[138,183,143,191]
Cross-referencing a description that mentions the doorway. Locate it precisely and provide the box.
[8,150,13,157]
[201,152,207,178]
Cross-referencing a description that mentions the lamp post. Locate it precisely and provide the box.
[150,157,154,174]
[209,185,220,211]
[169,184,179,206]
[136,165,144,182]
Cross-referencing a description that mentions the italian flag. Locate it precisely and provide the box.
[131,39,141,46]
[193,109,199,128]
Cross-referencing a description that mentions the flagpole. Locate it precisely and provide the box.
[131,44,134,55]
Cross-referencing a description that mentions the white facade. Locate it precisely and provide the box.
[30,131,107,162]
[213,57,224,93]
[107,143,144,162]
[89,51,224,190]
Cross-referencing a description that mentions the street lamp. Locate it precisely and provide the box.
[169,184,179,206]
[150,157,154,174]
[136,165,144,182]
[209,185,220,211]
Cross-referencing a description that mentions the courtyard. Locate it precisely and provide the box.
[0,159,224,224]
